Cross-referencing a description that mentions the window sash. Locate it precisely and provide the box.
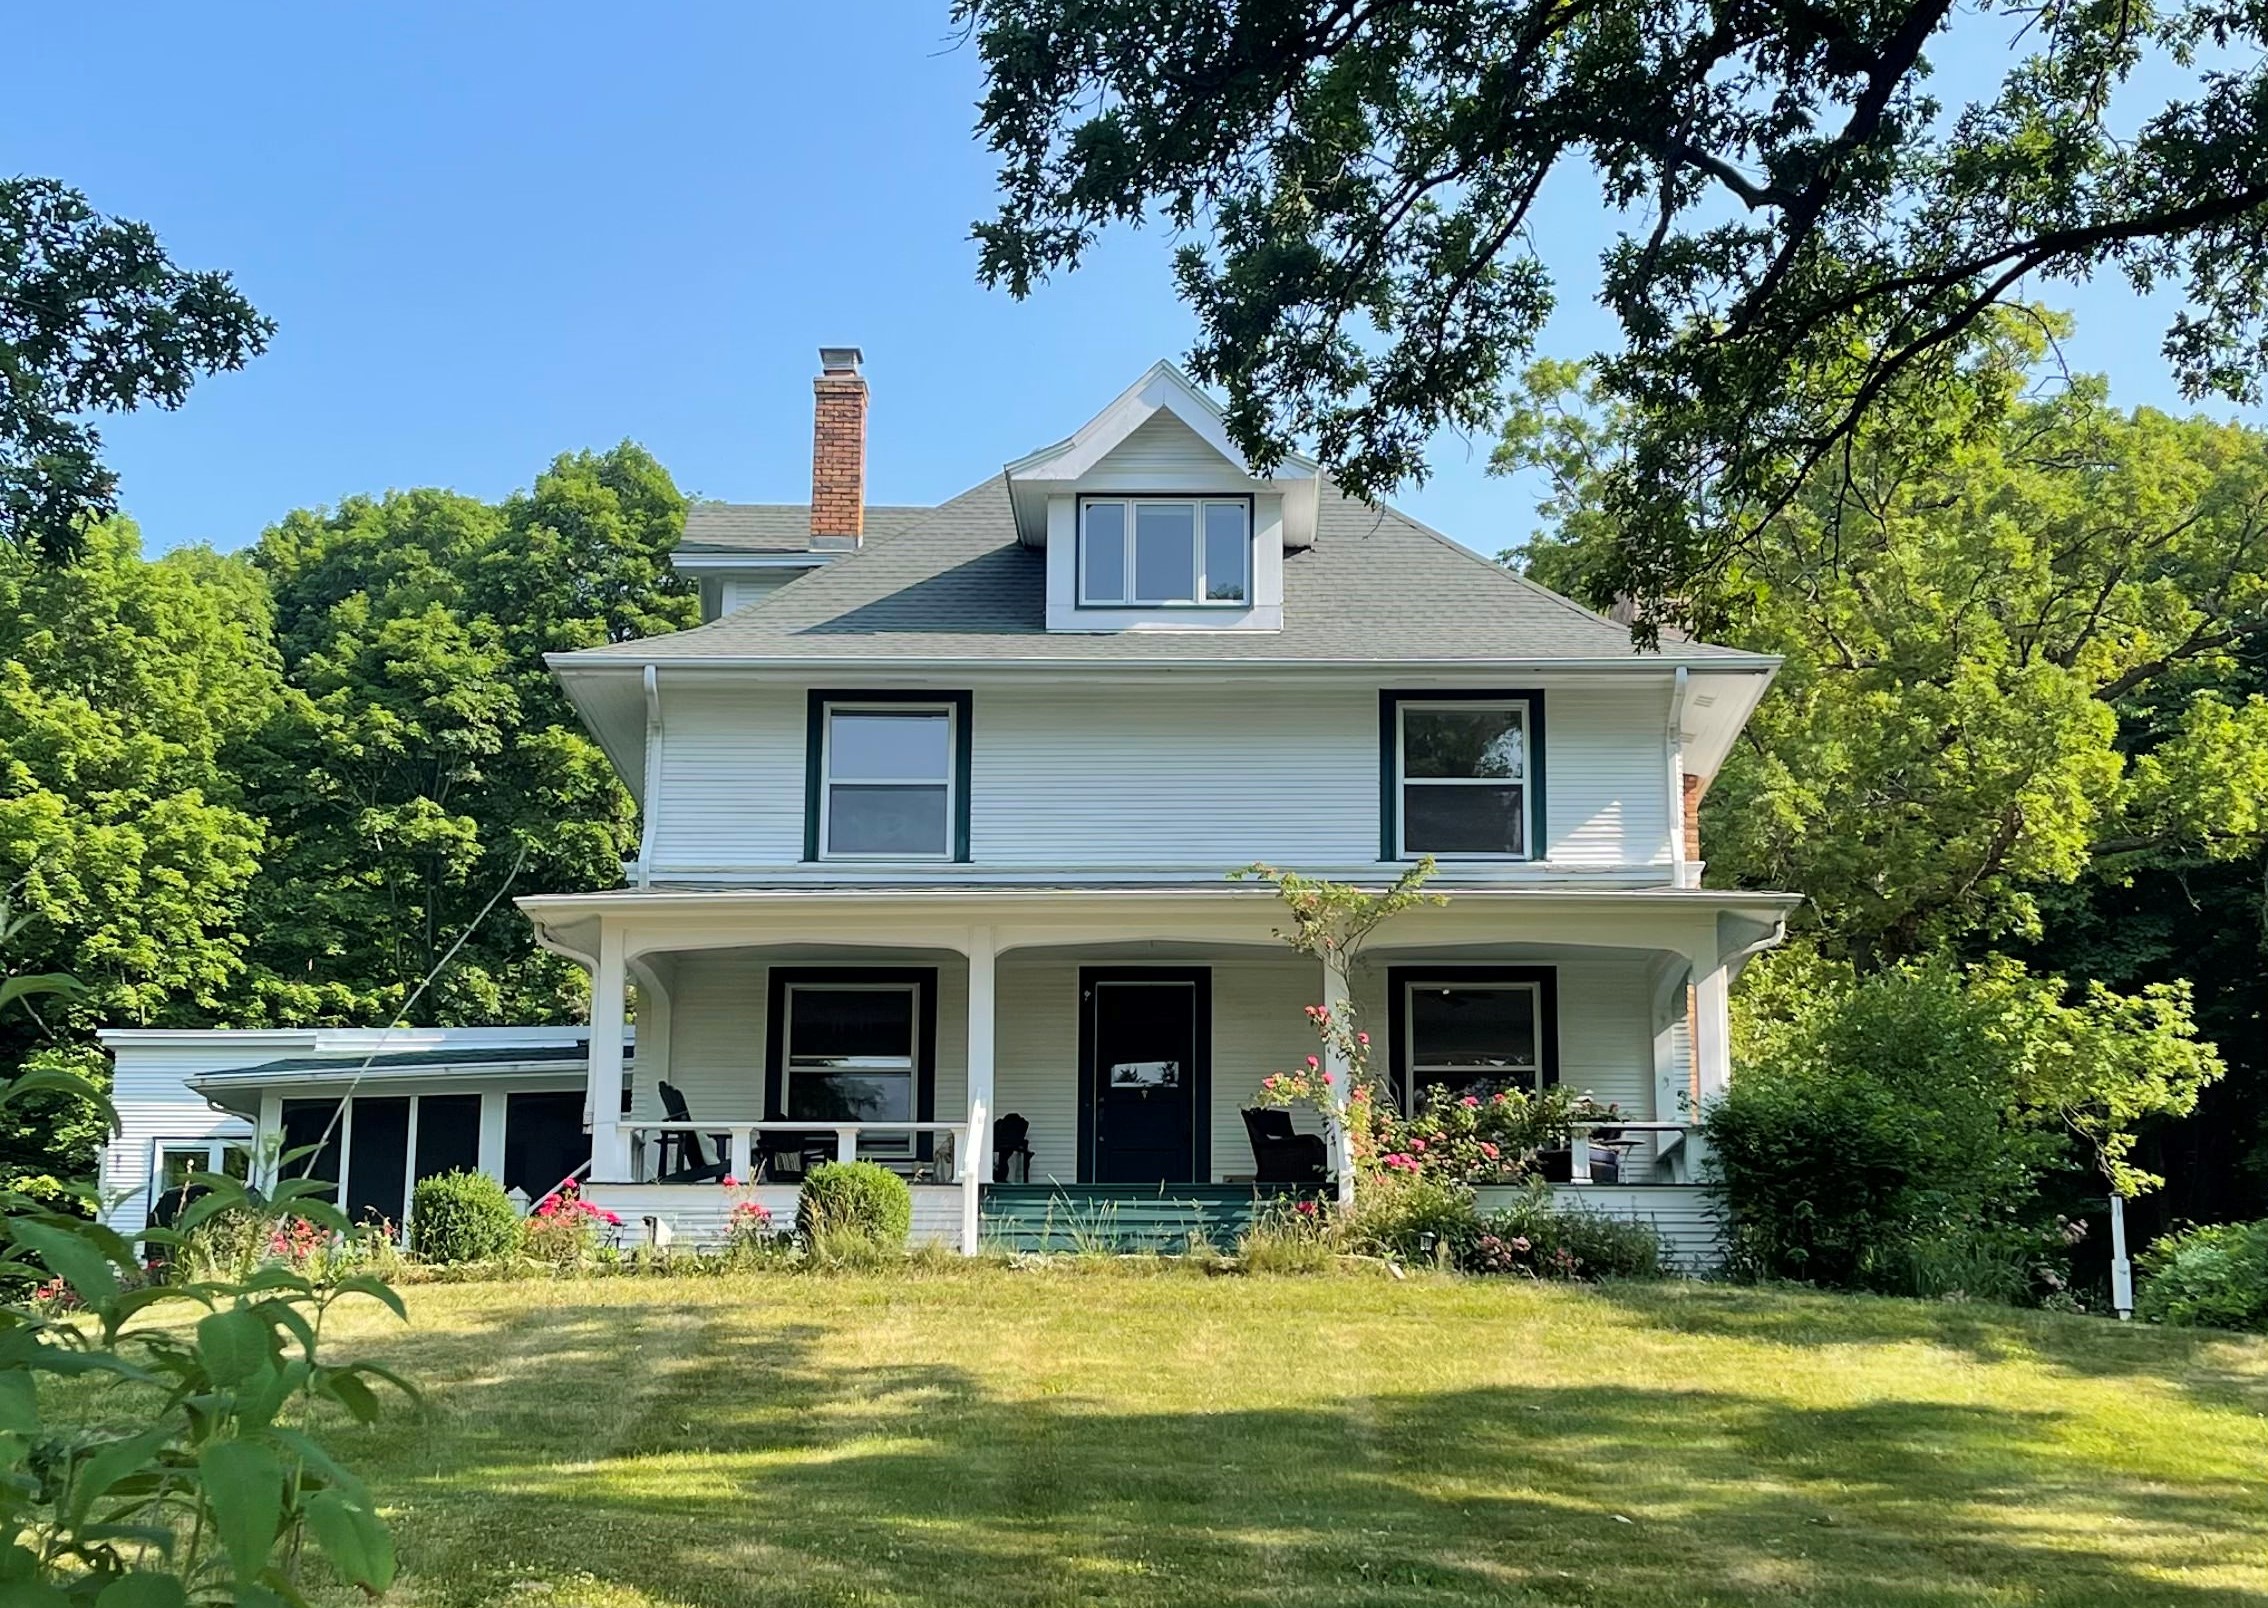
[821,704,955,859]
[1077,498,1251,606]
[1395,700,1533,858]
[782,983,920,1153]
[1404,981,1544,1093]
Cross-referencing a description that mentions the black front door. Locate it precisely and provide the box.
[1082,969,1209,1184]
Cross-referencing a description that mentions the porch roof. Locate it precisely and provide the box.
[189,1045,629,1101]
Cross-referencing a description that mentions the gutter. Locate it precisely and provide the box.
[545,652,1784,677]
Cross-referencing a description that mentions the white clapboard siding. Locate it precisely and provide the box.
[1477,1183,1725,1272]
[647,678,1676,876]
[102,1037,279,1229]
[1544,683,1674,868]
[660,951,969,1126]
[1081,411,1237,491]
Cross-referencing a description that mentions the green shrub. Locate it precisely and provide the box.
[1468,1182,1663,1280]
[2138,1220,2268,1331]
[410,1170,521,1263]
[796,1161,913,1252]
[1706,954,2073,1291]
[1346,1174,1478,1264]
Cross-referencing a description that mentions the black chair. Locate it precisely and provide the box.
[756,1129,835,1183]
[993,1113,1034,1183]
[1535,1143,1621,1184]
[655,1081,728,1183]
[1242,1108,1329,1183]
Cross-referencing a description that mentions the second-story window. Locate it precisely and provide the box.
[1388,696,1538,858]
[1079,498,1250,606]
[821,703,955,858]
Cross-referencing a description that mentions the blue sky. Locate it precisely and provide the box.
[5,3,2247,558]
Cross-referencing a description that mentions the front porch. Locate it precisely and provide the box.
[527,883,1791,1260]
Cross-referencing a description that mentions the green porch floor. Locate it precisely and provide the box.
[979,1182,1332,1253]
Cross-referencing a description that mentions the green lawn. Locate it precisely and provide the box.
[310,1268,2268,1607]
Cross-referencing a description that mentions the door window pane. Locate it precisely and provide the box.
[1133,503,1197,601]
[1082,502,1127,603]
[1203,504,1248,601]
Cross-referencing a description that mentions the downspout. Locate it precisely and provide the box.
[636,664,662,889]
[1666,666,1690,888]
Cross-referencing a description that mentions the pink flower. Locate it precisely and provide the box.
[1411,1138,1427,1152]
[1321,1072,1335,1085]
[1510,1236,1531,1252]
[1356,1031,1370,1047]
[1479,1142,1499,1160]
[603,1211,624,1226]
[1295,1200,1318,1217]
[721,1175,739,1188]
[1305,1055,1320,1070]
[1461,1095,1481,1109]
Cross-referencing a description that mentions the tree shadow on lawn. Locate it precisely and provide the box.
[336,1302,2268,1608]
[1593,1280,2268,1410]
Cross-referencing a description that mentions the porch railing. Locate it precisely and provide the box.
[615,1120,972,1186]
[1560,1119,1699,1183]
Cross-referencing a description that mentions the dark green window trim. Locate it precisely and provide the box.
[764,966,941,1162]
[1385,964,1562,1104]
[803,689,974,863]
[1378,689,1548,862]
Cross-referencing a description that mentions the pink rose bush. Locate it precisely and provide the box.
[522,1182,622,1266]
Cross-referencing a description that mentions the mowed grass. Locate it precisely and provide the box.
[301,1268,2268,1608]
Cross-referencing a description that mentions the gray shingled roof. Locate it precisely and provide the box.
[678,502,933,555]
[571,477,1763,665]
[206,1046,605,1079]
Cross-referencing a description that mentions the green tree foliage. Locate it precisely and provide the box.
[961,0,2268,614]
[0,177,271,564]
[241,446,694,1024]
[1709,950,2219,1292]
[0,524,279,1194]
[1509,323,2268,958]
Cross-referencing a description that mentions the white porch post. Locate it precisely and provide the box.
[1322,955,1356,1209]
[962,927,997,1255]
[1692,955,1733,1104]
[587,924,632,1183]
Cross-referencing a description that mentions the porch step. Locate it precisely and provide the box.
[980,1184,1325,1253]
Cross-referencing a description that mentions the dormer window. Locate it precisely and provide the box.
[1078,498,1250,606]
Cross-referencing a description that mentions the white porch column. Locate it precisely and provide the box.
[1322,955,1356,1208]
[962,927,997,1255]
[1692,955,1733,1104]
[587,923,632,1183]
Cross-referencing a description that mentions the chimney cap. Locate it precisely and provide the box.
[818,345,864,376]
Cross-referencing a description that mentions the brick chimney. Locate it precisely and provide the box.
[810,346,867,545]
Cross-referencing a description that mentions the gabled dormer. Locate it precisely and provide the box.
[1006,362,1318,633]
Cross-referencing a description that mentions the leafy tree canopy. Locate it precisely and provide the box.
[239,445,694,1025]
[0,178,271,564]
[1509,318,2268,955]
[962,0,2268,619]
